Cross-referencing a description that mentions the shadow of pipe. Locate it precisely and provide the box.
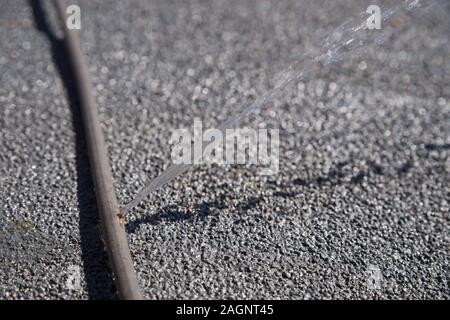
[28,0,115,299]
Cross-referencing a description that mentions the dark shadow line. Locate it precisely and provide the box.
[28,0,114,299]
[125,199,225,233]
[125,140,446,231]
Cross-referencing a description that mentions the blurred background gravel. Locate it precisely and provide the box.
[0,0,449,299]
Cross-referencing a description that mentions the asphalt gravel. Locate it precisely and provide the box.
[0,0,449,299]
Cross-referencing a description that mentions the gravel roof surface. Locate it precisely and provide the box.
[0,0,449,299]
